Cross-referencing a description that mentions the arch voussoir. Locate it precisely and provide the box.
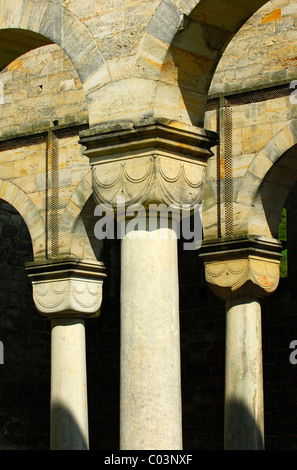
[0,178,45,259]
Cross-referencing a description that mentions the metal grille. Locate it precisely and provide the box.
[215,100,222,238]
[0,125,88,259]
[54,124,88,139]
[223,101,233,237]
[0,133,46,151]
[205,82,292,239]
[205,97,220,112]
[50,131,59,258]
[223,82,291,107]
[45,125,88,259]
[205,98,222,238]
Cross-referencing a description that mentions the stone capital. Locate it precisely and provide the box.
[26,258,106,319]
[79,118,218,212]
[199,236,282,300]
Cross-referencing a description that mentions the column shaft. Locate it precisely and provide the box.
[79,117,216,450]
[120,224,182,450]
[50,318,89,450]
[224,298,264,450]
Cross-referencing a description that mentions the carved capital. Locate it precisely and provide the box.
[200,237,282,300]
[26,258,106,319]
[79,118,217,211]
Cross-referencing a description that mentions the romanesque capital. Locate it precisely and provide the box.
[26,258,106,319]
[199,236,282,300]
[79,118,218,212]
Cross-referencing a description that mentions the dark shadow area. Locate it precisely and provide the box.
[178,228,225,450]
[1,197,297,450]
[0,29,53,70]
[51,404,88,450]
[0,202,50,450]
[86,235,121,450]
[260,144,297,238]
[261,181,297,449]
[224,399,264,450]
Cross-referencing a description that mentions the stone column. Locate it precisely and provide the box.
[120,217,181,449]
[80,118,217,450]
[26,258,106,450]
[200,237,282,450]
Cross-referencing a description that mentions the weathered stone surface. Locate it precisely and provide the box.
[0,0,296,451]
[209,0,297,95]
[80,117,217,211]
[200,237,282,300]
[147,0,183,44]
[26,258,106,318]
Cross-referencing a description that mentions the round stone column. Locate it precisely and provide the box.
[201,237,282,450]
[50,317,89,450]
[80,117,217,450]
[120,220,182,450]
[26,259,106,450]
[224,297,264,449]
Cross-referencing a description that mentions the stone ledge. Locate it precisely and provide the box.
[25,258,106,319]
[79,117,218,162]
[200,236,282,300]
[25,257,106,282]
[199,235,282,260]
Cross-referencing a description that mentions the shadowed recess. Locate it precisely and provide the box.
[0,29,53,70]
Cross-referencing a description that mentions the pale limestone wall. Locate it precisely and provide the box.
[210,0,297,96]
[204,0,297,241]
[0,0,272,127]
[0,130,93,260]
[0,45,88,138]
[204,93,297,239]
[0,0,295,259]
[0,0,292,136]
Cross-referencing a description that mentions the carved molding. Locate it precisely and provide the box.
[26,259,106,319]
[92,154,206,209]
[204,255,280,300]
[79,118,217,211]
[200,237,282,300]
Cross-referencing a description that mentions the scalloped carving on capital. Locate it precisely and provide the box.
[205,255,280,300]
[32,278,103,319]
[92,154,205,209]
[26,259,106,319]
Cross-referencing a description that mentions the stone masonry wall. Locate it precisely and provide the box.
[0,44,88,139]
[0,0,296,451]
[210,0,297,96]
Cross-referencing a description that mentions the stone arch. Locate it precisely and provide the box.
[59,171,103,261]
[133,0,268,127]
[0,0,111,124]
[236,122,297,238]
[0,178,45,259]
[60,170,92,237]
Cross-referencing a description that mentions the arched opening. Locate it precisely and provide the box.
[254,143,297,239]
[0,201,50,449]
[0,40,89,137]
[0,10,96,450]
[260,175,297,449]
[139,0,268,127]
[0,29,53,70]
[199,0,297,449]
